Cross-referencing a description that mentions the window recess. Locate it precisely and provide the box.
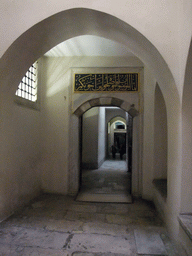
[15,62,39,109]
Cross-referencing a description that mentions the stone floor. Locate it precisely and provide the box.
[81,160,131,195]
[77,160,131,203]
[0,193,184,255]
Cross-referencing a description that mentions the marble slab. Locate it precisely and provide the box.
[178,214,192,240]
[76,192,132,203]
[68,233,136,254]
[134,229,167,255]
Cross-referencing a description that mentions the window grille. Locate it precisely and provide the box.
[15,62,38,102]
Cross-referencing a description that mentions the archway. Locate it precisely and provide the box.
[0,8,182,237]
[79,107,130,202]
[0,8,179,201]
[75,101,137,202]
[1,8,178,103]
[69,97,139,198]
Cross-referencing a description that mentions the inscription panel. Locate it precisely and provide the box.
[74,73,139,92]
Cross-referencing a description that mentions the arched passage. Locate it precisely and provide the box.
[69,97,140,196]
[0,9,180,199]
[0,7,183,239]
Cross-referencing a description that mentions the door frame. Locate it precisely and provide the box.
[68,97,142,198]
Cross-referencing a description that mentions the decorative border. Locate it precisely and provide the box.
[74,73,139,92]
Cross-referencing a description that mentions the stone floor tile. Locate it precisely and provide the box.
[106,214,136,225]
[0,226,24,245]
[0,244,20,256]
[1,216,48,230]
[160,233,184,256]
[65,211,106,223]
[140,255,166,256]
[45,219,84,233]
[134,229,168,255]
[96,203,132,215]
[72,253,95,256]
[130,209,156,218]
[0,193,183,256]
[129,199,156,211]
[18,247,70,256]
[72,253,134,256]
[135,216,163,227]
[82,222,128,236]
[68,204,97,213]
[68,233,137,255]
[11,227,69,249]
[14,207,67,220]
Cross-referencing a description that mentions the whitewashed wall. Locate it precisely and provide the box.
[82,107,99,169]
[98,107,106,167]
[0,92,41,221]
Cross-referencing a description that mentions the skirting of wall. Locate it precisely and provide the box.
[98,157,105,169]
[178,225,192,256]
[153,186,167,223]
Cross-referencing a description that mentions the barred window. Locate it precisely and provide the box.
[15,62,38,102]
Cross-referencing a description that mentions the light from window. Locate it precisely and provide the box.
[15,62,38,102]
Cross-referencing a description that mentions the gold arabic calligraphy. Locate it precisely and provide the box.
[74,73,138,92]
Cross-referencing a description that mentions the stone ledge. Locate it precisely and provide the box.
[178,214,192,241]
[153,179,167,200]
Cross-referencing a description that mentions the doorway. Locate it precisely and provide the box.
[76,106,133,203]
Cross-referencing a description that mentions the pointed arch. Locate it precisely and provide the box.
[0,8,178,106]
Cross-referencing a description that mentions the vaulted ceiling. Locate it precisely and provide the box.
[44,35,135,57]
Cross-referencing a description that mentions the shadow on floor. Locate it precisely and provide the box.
[77,160,132,203]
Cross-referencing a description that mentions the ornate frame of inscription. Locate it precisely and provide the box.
[74,73,139,92]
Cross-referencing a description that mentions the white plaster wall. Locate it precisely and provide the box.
[132,115,141,196]
[82,107,99,168]
[154,84,167,179]
[142,67,156,200]
[98,107,106,166]
[39,57,70,194]
[68,114,80,195]
[0,92,41,221]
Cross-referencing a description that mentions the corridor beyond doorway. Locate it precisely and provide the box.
[76,160,132,203]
